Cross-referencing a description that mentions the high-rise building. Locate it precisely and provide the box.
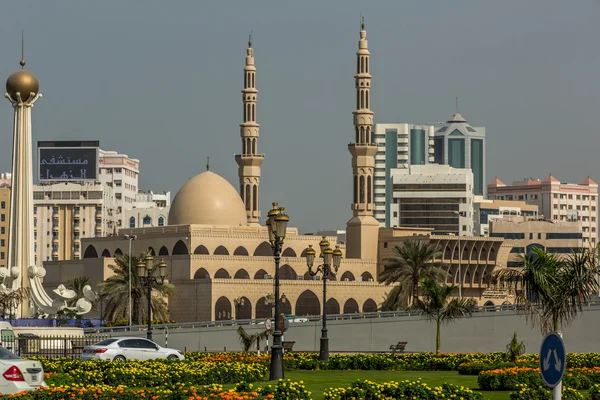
[388,164,474,235]
[0,185,10,270]
[346,21,379,260]
[373,124,435,226]
[235,37,264,226]
[474,199,538,236]
[433,113,486,196]
[124,190,171,228]
[33,182,117,262]
[488,175,598,245]
[490,216,583,267]
[98,150,139,228]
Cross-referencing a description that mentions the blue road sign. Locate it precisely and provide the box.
[539,332,566,387]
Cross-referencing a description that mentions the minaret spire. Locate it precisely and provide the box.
[235,35,264,226]
[20,30,25,68]
[345,21,380,260]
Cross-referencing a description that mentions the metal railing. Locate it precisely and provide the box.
[84,302,600,335]
[3,335,109,360]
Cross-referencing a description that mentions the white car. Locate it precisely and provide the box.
[0,346,45,394]
[81,337,184,361]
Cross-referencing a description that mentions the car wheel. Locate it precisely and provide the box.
[113,355,126,362]
[167,354,179,361]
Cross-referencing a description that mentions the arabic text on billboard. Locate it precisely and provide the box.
[39,148,98,182]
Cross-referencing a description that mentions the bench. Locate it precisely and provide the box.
[282,341,295,352]
[389,341,407,354]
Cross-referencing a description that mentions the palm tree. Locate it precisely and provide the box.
[493,247,598,333]
[379,240,447,309]
[236,326,269,353]
[98,254,175,325]
[66,276,93,308]
[411,278,475,354]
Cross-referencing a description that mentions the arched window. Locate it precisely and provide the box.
[233,246,249,256]
[252,139,257,155]
[114,248,123,256]
[245,184,251,211]
[343,298,360,314]
[363,299,377,313]
[129,217,135,228]
[235,296,252,320]
[252,104,255,121]
[101,249,111,258]
[83,245,98,258]
[143,215,152,226]
[234,269,250,279]
[215,297,232,320]
[159,246,169,256]
[326,298,340,315]
[148,247,156,256]
[353,175,358,204]
[356,90,360,109]
[295,290,320,316]
[365,127,370,143]
[466,271,472,285]
[360,127,365,143]
[251,73,254,88]
[282,248,297,257]
[360,90,364,109]
[360,271,374,281]
[214,268,230,279]
[355,127,359,143]
[158,216,165,227]
[253,185,258,211]
[242,139,247,154]
[256,297,271,319]
[366,57,369,73]
[360,57,364,73]
[172,240,188,255]
[194,268,209,279]
[357,57,360,74]
[366,90,369,109]
[474,271,480,284]
[254,269,268,279]
[279,265,297,280]
[214,245,229,256]
[253,242,272,256]
[367,176,372,204]
[246,104,251,122]
[244,73,247,88]
[359,176,365,203]
[194,245,209,255]
[340,271,355,281]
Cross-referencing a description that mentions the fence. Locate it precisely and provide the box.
[2,334,109,360]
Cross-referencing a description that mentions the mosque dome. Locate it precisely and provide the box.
[6,67,39,102]
[168,171,248,226]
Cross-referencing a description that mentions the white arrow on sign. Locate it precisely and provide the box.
[543,349,552,371]
[553,349,562,372]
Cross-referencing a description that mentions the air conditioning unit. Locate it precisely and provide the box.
[297,276,304,280]
[344,278,350,282]
[357,277,363,282]
[264,274,273,279]
[368,278,374,282]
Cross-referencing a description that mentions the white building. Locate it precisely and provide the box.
[33,182,118,262]
[474,198,539,236]
[316,229,346,245]
[373,124,435,226]
[124,190,171,228]
[388,164,474,235]
[98,150,140,228]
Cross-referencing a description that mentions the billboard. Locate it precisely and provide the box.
[37,141,99,182]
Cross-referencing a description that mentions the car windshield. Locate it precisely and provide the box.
[93,339,118,346]
[0,347,19,360]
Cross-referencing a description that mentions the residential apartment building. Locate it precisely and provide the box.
[373,123,435,226]
[474,198,538,236]
[124,190,171,228]
[388,164,474,235]
[489,216,583,267]
[433,113,486,197]
[488,175,598,246]
[33,182,117,262]
[0,186,9,269]
[98,150,140,228]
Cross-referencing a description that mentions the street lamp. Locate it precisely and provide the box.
[304,238,342,363]
[233,297,245,320]
[124,234,137,327]
[453,211,466,299]
[266,202,289,381]
[136,250,168,341]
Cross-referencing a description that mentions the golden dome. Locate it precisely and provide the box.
[168,171,248,226]
[6,69,39,102]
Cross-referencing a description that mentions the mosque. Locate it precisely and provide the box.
[38,24,512,322]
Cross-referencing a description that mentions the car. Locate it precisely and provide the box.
[283,314,309,323]
[0,346,45,394]
[81,337,185,361]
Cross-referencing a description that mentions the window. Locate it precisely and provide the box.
[529,233,533,239]
[383,242,388,248]
[0,215,4,222]
[393,212,398,218]
[553,194,558,199]
[143,216,152,226]
[0,240,4,247]
[0,227,4,234]
[0,253,3,260]
[0,201,4,209]
[158,217,165,227]
[34,207,37,214]
[553,204,558,209]
[129,217,135,228]
[577,195,581,200]
[538,233,541,239]
[568,195,573,200]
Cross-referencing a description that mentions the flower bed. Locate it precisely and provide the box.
[322,379,483,400]
[0,381,310,399]
[509,383,583,400]
[478,366,600,391]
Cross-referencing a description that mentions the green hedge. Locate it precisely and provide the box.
[478,366,600,391]
[509,384,583,400]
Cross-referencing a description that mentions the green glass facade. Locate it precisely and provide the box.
[471,138,484,195]
[448,138,465,168]
[384,129,398,228]
[410,128,425,166]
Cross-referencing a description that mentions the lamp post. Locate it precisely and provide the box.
[136,250,168,341]
[124,234,137,327]
[233,297,245,320]
[453,211,465,299]
[304,238,342,363]
[266,202,289,381]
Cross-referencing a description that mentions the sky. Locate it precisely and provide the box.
[1,1,599,234]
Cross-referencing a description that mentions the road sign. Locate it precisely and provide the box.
[539,332,566,388]
[264,319,272,332]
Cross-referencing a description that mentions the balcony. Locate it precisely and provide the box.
[52,250,59,257]
[73,212,80,220]
[52,226,59,232]
[52,214,59,220]
[95,214,102,221]
[52,238,59,245]
[95,226,102,232]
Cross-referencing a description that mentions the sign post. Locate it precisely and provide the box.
[540,332,566,400]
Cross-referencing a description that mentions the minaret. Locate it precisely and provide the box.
[235,35,264,226]
[346,20,380,260]
[4,40,54,317]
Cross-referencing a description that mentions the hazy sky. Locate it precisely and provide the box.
[1,2,599,233]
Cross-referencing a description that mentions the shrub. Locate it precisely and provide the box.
[479,366,600,391]
[509,383,583,400]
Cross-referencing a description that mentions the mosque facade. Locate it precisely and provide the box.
[40,24,513,323]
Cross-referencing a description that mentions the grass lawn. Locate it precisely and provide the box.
[245,370,569,400]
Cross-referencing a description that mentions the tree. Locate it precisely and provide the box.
[505,331,526,362]
[236,326,269,353]
[379,240,447,309]
[98,254,175,325]
[411,278,475,354]
[0,288,30,321]
[493,247,598,333]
